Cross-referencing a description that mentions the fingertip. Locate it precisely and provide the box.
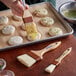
[25,4,29,9]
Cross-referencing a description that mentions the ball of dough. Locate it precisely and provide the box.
[49,27,63,36]
[40,17,54,26]
[0,16,9,25]
[13,15,22,21]
[2,25,15,35]
[27,32,41,41]
[8,36,23,45]
[19,30,27,37]
[21,24,26,31]
[34,8,48,17]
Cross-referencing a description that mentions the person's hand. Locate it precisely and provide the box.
[11,0,29,16]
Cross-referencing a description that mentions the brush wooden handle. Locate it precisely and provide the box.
[17,0,26,6]
[55,47,72,63]
[22,0,32,19]
[31,41,61,59]
[22,0,26,6]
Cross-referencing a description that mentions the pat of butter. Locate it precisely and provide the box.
[25,22,38,34]
[17,54,36,67]
[28,33,38,40]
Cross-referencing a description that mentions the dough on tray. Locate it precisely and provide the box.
[19,30,27,37]
[0,16,9,25]
[2,25,15,35]
[8,36,23,45]
[21,24,26,31]
[27,32,41,41]
[34,8,48,17]
[13,15,22,21]
[40,17,54,26]
[48,27,63,36]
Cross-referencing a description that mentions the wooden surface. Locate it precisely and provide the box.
[0,35,76,76]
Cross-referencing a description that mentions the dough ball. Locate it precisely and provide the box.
[34,8,48,17]
[8,36,23,45]
[40,17,54,26]
[49,27,63,36]
[2,25,15,35]
[0,16,9,25]
[13,15,22,21]
[27,32,41,41]
[21,24,26,31]
[19,30,27,37]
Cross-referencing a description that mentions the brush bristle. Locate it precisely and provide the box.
[45,64,56,73]
[17,52,41,67]
[17,54,36,67]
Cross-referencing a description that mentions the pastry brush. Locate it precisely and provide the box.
[17,41,61,67]
[16,0,32,23]
[22,0,33,23]
[22,0,38,34]
[45,47,72,73]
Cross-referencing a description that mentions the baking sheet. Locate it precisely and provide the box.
[0,2,73,51]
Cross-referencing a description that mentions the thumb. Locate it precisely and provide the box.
[25,4,29,9]
[18,0,29,9]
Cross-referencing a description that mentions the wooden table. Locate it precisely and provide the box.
[0,35,76,76]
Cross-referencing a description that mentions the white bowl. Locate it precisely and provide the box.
[59,1,76,24]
